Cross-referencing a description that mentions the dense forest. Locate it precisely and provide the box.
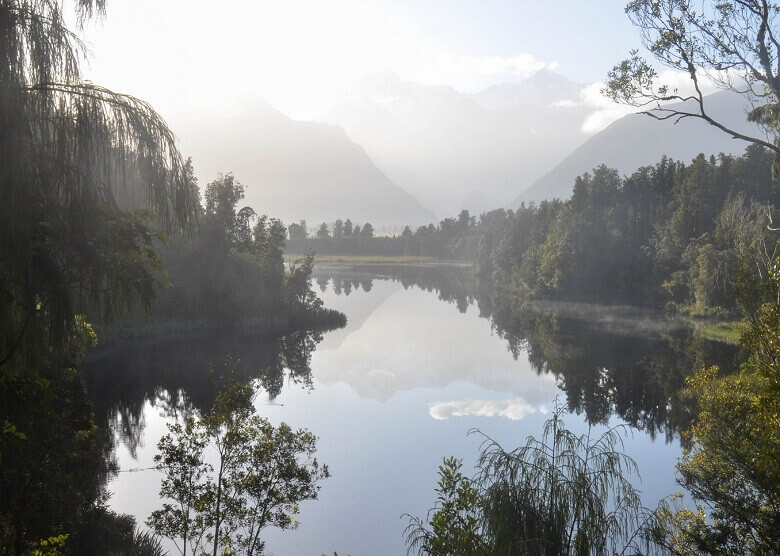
[481,146,779,315]
[295,146,779,317]
[104,170,344,339]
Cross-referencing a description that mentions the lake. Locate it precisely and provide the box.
[82,263,738,555]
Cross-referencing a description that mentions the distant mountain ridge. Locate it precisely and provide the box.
[510,91,762,206]
[176,99,434,227]
[324,70,593,217]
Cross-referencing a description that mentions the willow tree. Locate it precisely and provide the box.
[1,3,199,550]
[605,1,780,172]
[0,0,199,369]
[405,407,658,556]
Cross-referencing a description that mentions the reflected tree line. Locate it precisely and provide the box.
[82,328,330,459]
[70,252,740,553]
[314,264,738,442]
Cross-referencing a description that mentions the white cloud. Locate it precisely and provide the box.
[398,52,560,94]
[558,69,728,134]
[454,55,559,79]
[429,398,539,421]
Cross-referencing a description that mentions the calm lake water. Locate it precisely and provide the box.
[82,263,738,555]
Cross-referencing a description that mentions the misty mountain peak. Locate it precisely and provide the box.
[473,70,584,110]
[323,70,593,216]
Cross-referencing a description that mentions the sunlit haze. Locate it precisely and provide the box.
[76,0,639,122]
[6,2,776,553]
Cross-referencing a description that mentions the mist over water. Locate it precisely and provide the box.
[85,264,737,555]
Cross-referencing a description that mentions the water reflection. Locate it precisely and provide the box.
[87,263,740,554]
[311,263,738,441]
[82,327,330,457]
[85,262,739,460]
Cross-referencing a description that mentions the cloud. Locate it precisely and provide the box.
[399,53,560,94]
[429,398,543,421]
[558,69,730,134]
[454,54,559,79]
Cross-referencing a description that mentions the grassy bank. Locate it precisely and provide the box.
[693,320,747,345]
[284,254,461,264]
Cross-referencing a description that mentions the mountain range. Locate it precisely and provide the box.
[176,100,434,228]
[175,75,764,229]
[510,91,762,206]
[324,70,592,216]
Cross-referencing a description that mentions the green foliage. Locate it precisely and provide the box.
[127,172,341,335]
[477,149,779,315]
[404,457,486,555]
[293,149,776,320]
[286,252,324,313]
[693,321,746,345]
[286,210,489,260]
[648,258,780,554]
[0,322,112,553]
[405,407,655,555]
[203,174,255,250]
[1,1,331,554]
[0,0,199,369]
[30,534,69,556]
[148,364,329,556]
[147,417,210,556]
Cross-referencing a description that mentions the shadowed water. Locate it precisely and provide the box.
[81,263,738,555]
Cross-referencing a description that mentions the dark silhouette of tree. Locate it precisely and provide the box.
[288,221,308,242]
[203,174,254,249]
[1,0,199,551]
[317,222,331,239]
[333,219,344,239]
[0,0,199,370]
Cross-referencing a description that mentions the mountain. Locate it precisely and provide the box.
[323,70,593,217]
[511,91,762,205]
[175,99,434,227]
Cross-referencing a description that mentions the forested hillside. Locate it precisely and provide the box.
[296,146,778,317]
[483,146,779,315]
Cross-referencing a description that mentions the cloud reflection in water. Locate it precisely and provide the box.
[429,398,549,421]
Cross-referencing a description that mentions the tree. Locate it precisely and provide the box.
[0,0,199,369]
[360,222,374,239]
[286,253,322,312]
[648,257,780,554]
[233,419,329,555]
[332,219,344,240]
[403,458,487,555]
[203,174,255,249]
[149,367,329,556]
[405,406,654,556]
[1,0,198,550]
[605,0,780,171]
[147,418,210,556]
[317,222,331,240]
[343,219,354,237]
[288,221,308,242]
[252,215,287,291]
[457,210,472,231]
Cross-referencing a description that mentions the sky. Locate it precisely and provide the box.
[73,0,646,123]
